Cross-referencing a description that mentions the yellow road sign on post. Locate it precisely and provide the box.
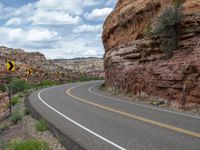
[6,61,15,72]
[27,69,33,76]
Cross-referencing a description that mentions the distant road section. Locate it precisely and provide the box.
[29,81,200,150]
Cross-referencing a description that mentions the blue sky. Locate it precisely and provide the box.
[0,0,116,59]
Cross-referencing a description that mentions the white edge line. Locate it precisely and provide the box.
[88,83,200,120]
[37,86,126,150]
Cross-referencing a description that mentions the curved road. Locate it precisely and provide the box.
[29,81,200,150]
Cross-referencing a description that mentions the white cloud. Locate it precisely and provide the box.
[12,3,35,17]
[105,0,116,6]
[36,0,82,15]
[36,0,100,15]
[52,37,103,59]
[26,29,58,42]
[5,18,23,26]
[31,10,80,25]
[74,24,102,33]
[84,7,113,21]
[0,3,15,19]
[0,27,58,44]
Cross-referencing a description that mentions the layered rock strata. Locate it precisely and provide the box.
[102,0,200,107]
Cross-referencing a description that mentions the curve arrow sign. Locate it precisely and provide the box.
[6,61,15,72]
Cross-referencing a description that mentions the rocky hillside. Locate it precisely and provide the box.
[53,58,104,78]
[102,0,200,109]
[0,46,81,84]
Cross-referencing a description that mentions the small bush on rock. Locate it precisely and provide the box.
[154,0,182,59]
[143,23,153,36]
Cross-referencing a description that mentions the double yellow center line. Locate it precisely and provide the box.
[66,86,200,138]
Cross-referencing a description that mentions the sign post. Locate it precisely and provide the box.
[6,60,15,114]
[8,85,12,114]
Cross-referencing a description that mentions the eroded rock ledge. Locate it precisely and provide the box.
[102,0,200,108]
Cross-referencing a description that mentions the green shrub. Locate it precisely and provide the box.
[23,90,29,95]
[10,111,22,124]
[5,76,12,84]
[0,84,6,92]
[7,139,51,150]
[18,93,24,98]
[25,83,38,90]
[40,80,54,86]
[35,119,48,132]
[24,108,31,115]
[0,124,9,134]
[154,0,182,59]
[9,79,26,94]
[11,96,19,106]
[143,23,153,36]
[73,76,104,82]
[24,81,62,91]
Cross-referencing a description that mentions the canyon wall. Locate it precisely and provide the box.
[102,0,200,107]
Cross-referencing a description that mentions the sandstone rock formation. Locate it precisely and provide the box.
[102,0,200,108]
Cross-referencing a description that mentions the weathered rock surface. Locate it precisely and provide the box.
[103,0,200,107]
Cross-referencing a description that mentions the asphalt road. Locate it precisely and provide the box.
[29,81,200,150]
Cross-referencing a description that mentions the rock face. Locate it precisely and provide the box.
[102,0,200,107]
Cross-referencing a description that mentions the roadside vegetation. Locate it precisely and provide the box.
[11,96,19,106]
[9,79,26,94]
[0,124,9,134]
[6,139,51,150]
[35,119,48,132]
[71,76,104,83]
[10,111,23,124]
[0,84,7,92]
[23,108,31,116]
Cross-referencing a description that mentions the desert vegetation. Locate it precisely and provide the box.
[154,0,182,58]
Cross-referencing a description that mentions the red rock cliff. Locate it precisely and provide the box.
[102,0,200,108]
